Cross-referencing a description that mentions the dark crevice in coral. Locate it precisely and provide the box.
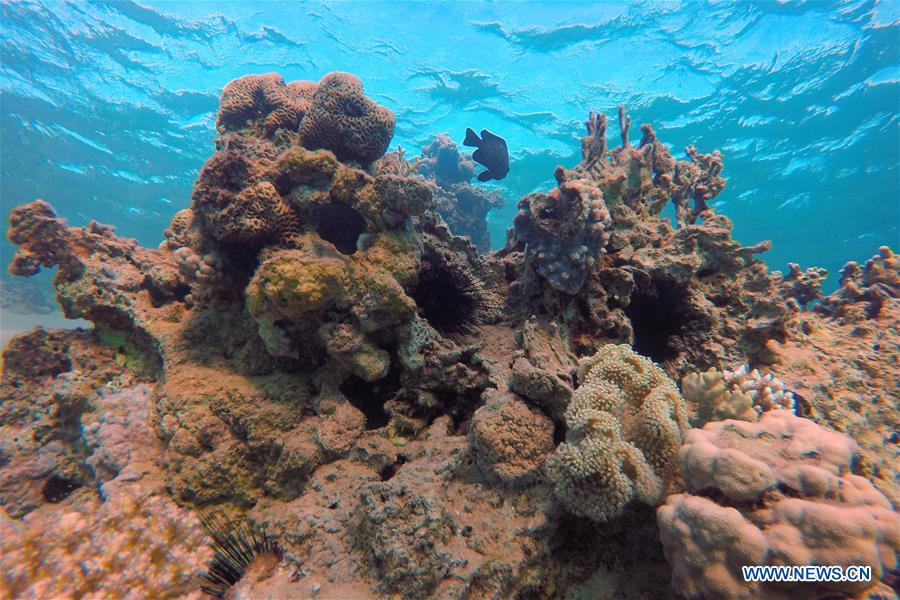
[553,420,566,445]
[379,453,408,481]
[623,278,693,365]
[339,366,401,430]
[315,200,367,255]
[43,475,81,503]
[144,276,191,308]
[438,388,486,435]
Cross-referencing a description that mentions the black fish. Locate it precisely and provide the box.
[463,127,509,182]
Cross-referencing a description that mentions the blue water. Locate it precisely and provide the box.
[2,0,898,295]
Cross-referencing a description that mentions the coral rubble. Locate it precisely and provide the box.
[2,72,897,599]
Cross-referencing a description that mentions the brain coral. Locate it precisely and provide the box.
[544,344,689,522]
[300,72,395,166]
[217,73,316,136]
[658,409,900,600]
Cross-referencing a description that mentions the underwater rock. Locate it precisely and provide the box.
[658,410,899,600]
[545,344,689,523]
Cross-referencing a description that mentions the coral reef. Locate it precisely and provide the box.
[0,481,211,599]
[766,262,899,504]
[414,134,503,252]
[3,71,897,599]
[658,410,899,600]
[545,344,688,522]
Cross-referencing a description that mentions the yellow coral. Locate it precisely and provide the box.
[545,344,688,522]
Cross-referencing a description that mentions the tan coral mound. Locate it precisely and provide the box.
[544,344,689,522]
[299,72,395,166]
[658,410,899,600]
[469,392,556,486]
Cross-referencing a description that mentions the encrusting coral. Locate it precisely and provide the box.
[658,410,899,600]
[545,344,688,522]
[0,482,211,599]
[3,71,897,599]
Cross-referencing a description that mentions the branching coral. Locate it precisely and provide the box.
[658,410,899,600]
[497,105,788,373]
[681,365,795,427]
[544,344,688,522]
[818,246,898,321]
[775,262,828,308]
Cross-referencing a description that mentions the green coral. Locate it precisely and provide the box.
[246,231,420,366]
[95,328,154,376]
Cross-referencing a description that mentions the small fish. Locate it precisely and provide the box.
[463,127,509,182]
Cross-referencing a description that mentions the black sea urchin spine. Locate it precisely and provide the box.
[199,511,278,598]
[412,252,499,337]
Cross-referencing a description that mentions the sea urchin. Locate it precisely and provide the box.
[199,511,280,598]
[411,250,495,336]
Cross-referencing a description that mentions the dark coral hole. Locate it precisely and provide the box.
[315,200,367,255]
[623,278,695,364]
[339,366,400,430]
[43,475,81,503]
